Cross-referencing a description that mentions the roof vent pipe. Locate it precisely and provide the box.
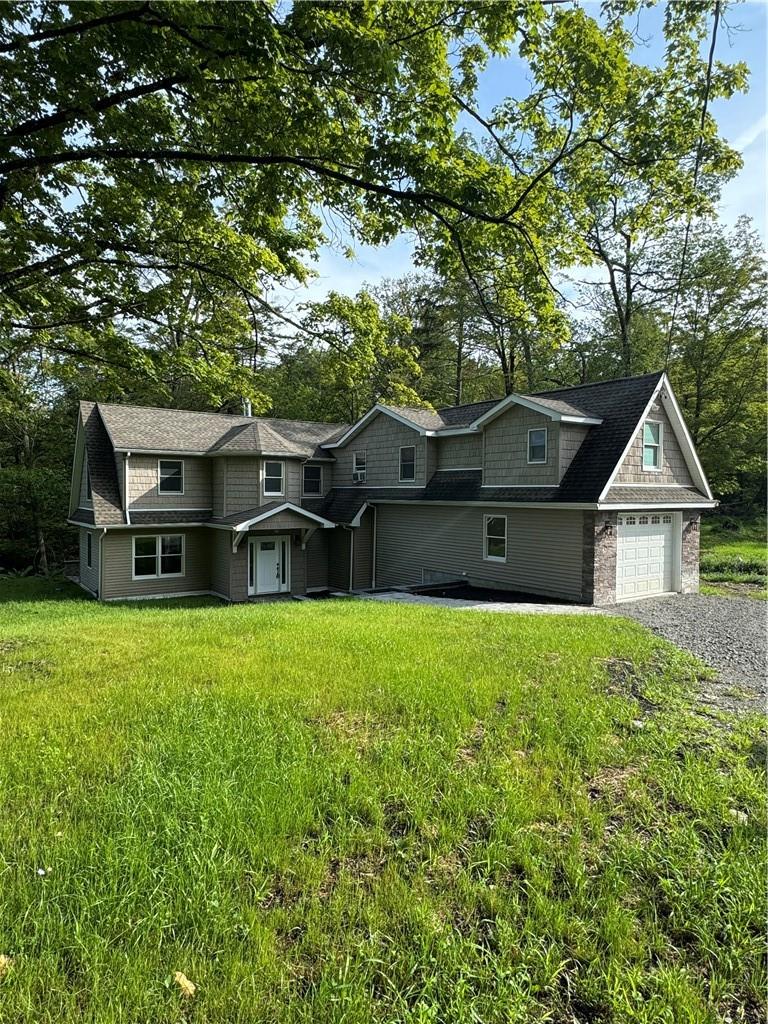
[243,398,252,417]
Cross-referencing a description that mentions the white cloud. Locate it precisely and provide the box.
[731,112,768,152]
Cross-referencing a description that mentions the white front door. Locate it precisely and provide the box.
[248,536,290,596]
[616,513,678,601]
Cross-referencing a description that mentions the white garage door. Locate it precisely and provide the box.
[616,513,678,601]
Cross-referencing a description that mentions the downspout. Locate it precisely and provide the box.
[349,526,354,592]
[98,527,106,600]
[371,505,377,589]
[124,452,131,525]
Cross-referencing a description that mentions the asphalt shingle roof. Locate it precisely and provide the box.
[603,486,707,504]
[97,403,347,458]
[80,402,124,525]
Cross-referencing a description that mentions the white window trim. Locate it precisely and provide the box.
[642,419,663,472]
[263,459,285,497]
[301,463,323,497]
[86,531,92,569]
[131,533,185,580]
[157,458,185,495]
[353,450,367,482]
[527,427,548,465]
[483,513,507,563]
[399,444,417,483]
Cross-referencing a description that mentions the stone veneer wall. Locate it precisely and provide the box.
[582,511,618,605]
[681,512,700,594]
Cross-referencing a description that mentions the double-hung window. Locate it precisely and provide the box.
[642,420,662,470]
[484,515,507,562]
[399,445,416,482]
[264,460,284,496]
[302,464,322,495]
[133,534,184,579]
[527,428,547,464]
[353,451,367,483]
[158,459,184,494]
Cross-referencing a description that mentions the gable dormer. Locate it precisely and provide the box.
[472,394,602,486]
[324,405,440,487]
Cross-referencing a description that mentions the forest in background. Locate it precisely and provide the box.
[0,1,765,571]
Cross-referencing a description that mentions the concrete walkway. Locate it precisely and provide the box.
[359,591,607,615]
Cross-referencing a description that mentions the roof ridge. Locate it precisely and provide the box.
[94,401,344,428]
[436,397,501,412]
[532,370,664,397]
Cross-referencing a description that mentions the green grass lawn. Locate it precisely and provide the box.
[700,517,767,600]
[0,579,765,1023]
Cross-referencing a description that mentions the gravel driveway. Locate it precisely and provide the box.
[614,595,767,714]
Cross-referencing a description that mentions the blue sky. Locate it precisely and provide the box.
[274,1,767,309]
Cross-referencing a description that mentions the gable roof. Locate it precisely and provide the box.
[535,372,666,502]
[96,402,346,458]
[78,403,124,525]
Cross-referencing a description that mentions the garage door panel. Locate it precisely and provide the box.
[617,513,678,601]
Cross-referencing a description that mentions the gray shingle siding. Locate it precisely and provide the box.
[436,433,483,469]
[306,530,329,589]
[615,400,693,485]
[559,425,589,480]
[483,407,559,486]
[375,505,584,600]
[332,413,427,487]
[127,455,212,510]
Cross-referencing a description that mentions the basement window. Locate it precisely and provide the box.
[643,421,662,470]
[484,515,507,562]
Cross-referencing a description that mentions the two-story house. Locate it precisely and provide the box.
[68,371,715,605]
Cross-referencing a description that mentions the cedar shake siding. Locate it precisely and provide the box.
[559,425,590,481]
[331,413,427,486]
[127,456,212,510]
[100,528,211,600]
[375,505,584,601]
[436,433,483,469]
[79,528,99,595]
[615,400,693,486]
[327,526,352,591]
[483,406,559,486]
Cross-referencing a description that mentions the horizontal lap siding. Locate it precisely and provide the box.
[306,530,329,589]
[79,529,99,594]
[101,528,211,599]
[210,529,231,598]
[375,505,584,600]
[615,401,693,485]
[352,508,374,589]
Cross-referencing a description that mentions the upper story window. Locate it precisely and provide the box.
[643,420,662,470]
[158,459,184,494]
[527,428,547,464]
[484,514,507,562]
[303,464,322,496]
[85,460,92,500]
[264,460,284,496]
[399,445,416,482]
[353,451,367,483]
[133,534,184,579]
